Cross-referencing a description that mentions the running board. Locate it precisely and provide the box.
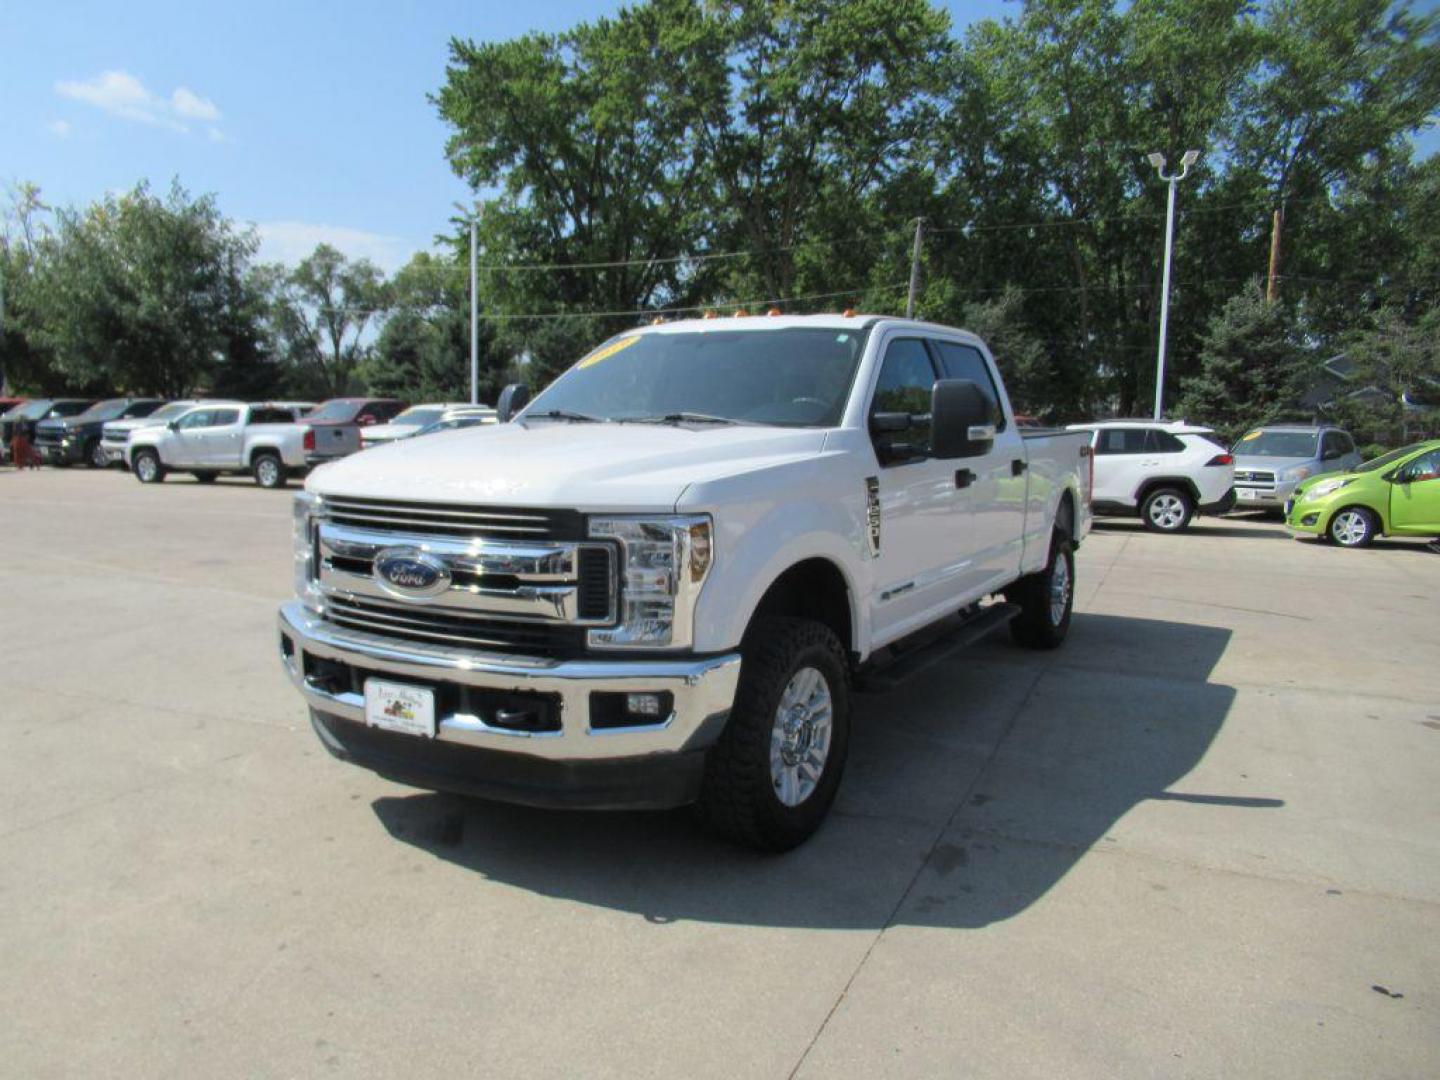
[857,602,1020,692]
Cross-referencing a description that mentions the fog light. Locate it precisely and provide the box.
[626,693,663,717]
[1301,513,1319,526]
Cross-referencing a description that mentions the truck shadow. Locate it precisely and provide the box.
[372,613,1265,930]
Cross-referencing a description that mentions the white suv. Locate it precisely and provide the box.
[1067,420,1236,532]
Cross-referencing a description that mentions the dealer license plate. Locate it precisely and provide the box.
[364,679,436,738]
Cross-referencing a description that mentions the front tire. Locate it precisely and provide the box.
[1005,531,1075,650]
[132,449,165,484]
[86,439,106,469]
[696,617,850,852]
[253,452,286,489]
[1141,487,1193,532]
[1328,506,1377,548]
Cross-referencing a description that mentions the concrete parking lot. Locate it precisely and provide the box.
[2,469,1437,1078]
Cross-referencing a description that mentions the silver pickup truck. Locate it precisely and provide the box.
[126,401,320,488]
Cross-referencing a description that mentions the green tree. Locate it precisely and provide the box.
[267,244,388,397]
[1178,281,1315,435]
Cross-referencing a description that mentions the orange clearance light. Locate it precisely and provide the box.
[767,307,781,316]
[651,316,665,325]
[842,307,856,317]
[702,309,718,319]
[733,308,749,317]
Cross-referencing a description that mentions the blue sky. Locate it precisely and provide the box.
[2,0,1434,275]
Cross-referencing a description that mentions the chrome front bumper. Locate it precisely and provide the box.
[277,601,741,762]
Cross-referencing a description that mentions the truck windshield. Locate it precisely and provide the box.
[525,327,869,427]
[146,402,193,422]
[1233,430,1318,457]
[307,401,360,422]
[79,400,132,421]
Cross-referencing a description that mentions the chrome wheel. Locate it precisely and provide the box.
[1147,493,1186,530]
[135,454,158,482]
[1048,548,1072,626]
[1330,509,1371,547]
[769,666,834,807]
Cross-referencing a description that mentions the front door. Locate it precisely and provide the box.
[169,409,214,466]
[930,339,1025,594]
[195,407,243,466]
[867,335,968,645]
[1389,449,1440,533]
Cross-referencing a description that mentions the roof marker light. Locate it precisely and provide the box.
[733,308,749,317]
[767,307,781,317]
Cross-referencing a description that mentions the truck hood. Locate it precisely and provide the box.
[307,421,829,510]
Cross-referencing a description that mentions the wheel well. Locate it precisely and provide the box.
[1136,477,1200,506]
[750,558,853,657]
[249,446,280,466]
[1055,489,1075,540]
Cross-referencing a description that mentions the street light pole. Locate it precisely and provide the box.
[469,212,479,406]
[1146,149,1200,421]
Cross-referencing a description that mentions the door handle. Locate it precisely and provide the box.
[955,469,975,489]
[1011,459,1027,476]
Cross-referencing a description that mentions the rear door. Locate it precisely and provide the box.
[866,335,967,644]
[930,338,1025,593]
[1092,428,1152,506]
[1389,449,1440,532]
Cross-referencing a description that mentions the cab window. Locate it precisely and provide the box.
[871,338,937,461]
[931,341,1005,430]
[209,409,241,427]
[1095,428,1149,455]
[1400,450,1440,483]
[175,410,213,430]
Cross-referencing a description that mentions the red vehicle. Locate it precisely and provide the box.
[301,398,407,463]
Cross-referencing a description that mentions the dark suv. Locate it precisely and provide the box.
[35,398,167,468]
[2,399,97,463]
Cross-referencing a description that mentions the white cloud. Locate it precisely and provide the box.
[49,119,71,138]
[171,86,221,122]
[54,70,223,138]
[254,221,414,275]
[207,126,229,144]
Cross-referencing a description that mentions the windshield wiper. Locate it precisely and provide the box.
[624,412,751,426]
[528,409,604,423]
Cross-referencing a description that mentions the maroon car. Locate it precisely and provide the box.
[301,398,407,464]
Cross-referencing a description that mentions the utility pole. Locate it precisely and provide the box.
[1145,149,1201,420]
[1266,207,1283,303]
[906,217,924,319]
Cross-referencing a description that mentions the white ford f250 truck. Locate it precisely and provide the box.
[127,401,321,488]
[278,315,1092,849]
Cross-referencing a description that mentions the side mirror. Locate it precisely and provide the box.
[869,412,912,435]
[1322,448,1341,461]
[931,379,994,459]
[497,383,532,423]
[167,421,180,432]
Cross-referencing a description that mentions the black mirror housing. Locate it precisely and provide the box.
[869,412,912,435]
[931,379,994,459]
[497,383,532,423]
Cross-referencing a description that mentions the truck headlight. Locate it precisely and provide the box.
[587,515,712,649]
[293,492,322,611]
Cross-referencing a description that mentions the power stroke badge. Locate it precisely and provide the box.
[865,476,881,557]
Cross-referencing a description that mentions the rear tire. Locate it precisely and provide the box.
[1327,506,1377,548]
[696,617,850,852]
[1141,486,1193,532]
[132,449,165,484]
[1005,531,1075,650]
[253,452,286,489]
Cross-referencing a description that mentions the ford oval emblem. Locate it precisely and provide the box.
[373,547,451,600]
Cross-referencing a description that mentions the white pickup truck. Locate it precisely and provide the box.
[278,315,1092,849]
[127,401,316,488]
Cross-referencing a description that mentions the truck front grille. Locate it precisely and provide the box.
[323,595,588,656]
[323,496,584,540]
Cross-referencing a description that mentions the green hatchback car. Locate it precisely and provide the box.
[1285,439,1440,547]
